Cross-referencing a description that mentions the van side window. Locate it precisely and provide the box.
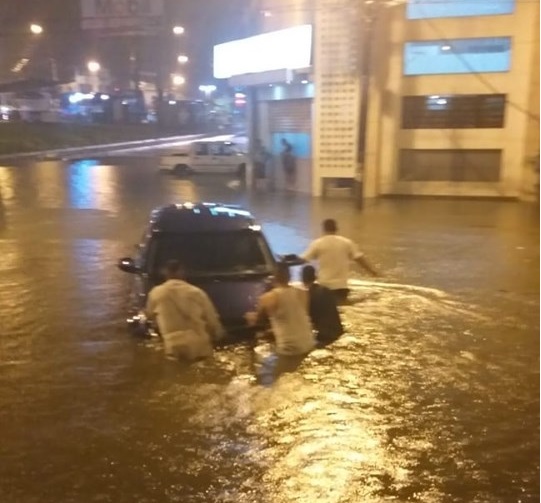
[209,143,222,156]
[221,143,235,156]
[195,143,208,155]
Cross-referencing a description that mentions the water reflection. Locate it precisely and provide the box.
[252,343,308,387]
[0,155,537,503]
[119,275,535,502]
[165,179,200,203]
[68,159,119,212]
[68,238,108,303]
[36,161,67,208]
[0,167,15,207]
[260,221,310,258]
[0,189,5,233]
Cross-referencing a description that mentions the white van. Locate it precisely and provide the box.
[159,140,247,177]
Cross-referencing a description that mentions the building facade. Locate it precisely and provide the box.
[225,0,539,200]
[372,0,540,200]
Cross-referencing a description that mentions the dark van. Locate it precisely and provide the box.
[117,202,299,337]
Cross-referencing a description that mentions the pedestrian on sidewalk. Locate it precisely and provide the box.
[301,265,344,346]
[146,260,224,360]
[300,218,380,304]
[280,138,297,190]
[252,138,271,191]
[245,263,315,356]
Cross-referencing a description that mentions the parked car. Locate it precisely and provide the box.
[117,202,301,338]
[159,140,247,177]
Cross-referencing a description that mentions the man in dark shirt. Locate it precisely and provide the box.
[301,265,344,346]
[280,138,297,189]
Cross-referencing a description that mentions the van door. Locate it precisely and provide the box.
[208,142,232,173]
[191,142,213,173]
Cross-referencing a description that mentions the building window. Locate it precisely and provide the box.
[404,37,511,75]
[402,94,506,129]
[398,149,502,182]
[407,0,515,19]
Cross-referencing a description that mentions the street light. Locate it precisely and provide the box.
[30,23,43,35]
[172,74,185,86]
[28,23,59,80]
[87,61,101,92]
[156,26,185,127]
[177,54,189,64]
[87,60,101,73]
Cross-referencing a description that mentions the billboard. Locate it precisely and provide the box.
[81,0,164,33]
[213,25,312,79]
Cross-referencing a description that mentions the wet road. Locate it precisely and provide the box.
[0,152,538,503]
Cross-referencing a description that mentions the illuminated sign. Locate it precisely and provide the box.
[213,25,312,79]
[404,37,511,76]
[407,0,515,19]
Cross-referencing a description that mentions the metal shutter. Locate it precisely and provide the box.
[268,99,311,133]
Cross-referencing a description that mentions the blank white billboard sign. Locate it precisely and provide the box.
[213,25,313,79]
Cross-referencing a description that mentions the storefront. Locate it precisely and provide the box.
[247,83,313,192]
[214,25,314,193]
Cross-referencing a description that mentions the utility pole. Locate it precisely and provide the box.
[156,27,166,129]
[49,57,58,81]
[130,36,141,91]
[354,0,378,210]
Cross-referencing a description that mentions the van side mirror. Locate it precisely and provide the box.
[280,254,305,267]
[117,257,139,274]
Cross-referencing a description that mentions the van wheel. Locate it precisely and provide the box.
[173,164,190,177]
[237,163,246,178]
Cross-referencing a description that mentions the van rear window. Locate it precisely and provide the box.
[151,231,273,277]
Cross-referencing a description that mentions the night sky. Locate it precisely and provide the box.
[0,0,257,94]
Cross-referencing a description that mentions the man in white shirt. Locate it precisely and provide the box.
[301,219,379,304]
[245,263,315,356]
[146,260,224,360]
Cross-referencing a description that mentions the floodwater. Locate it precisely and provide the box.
[0,153,538,503]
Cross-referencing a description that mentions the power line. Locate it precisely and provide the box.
[258,0,539,123]
[420,14,540,123]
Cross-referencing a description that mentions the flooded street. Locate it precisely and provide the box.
[0,154,538,502]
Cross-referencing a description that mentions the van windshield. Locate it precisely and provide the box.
[150,230,274,277]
